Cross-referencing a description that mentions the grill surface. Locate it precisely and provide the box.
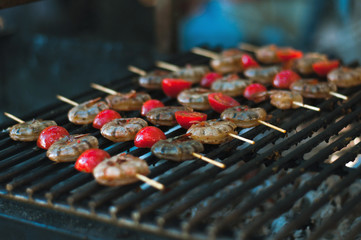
[0,51,361,240]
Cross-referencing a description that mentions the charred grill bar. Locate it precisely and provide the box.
[0,51,361,239]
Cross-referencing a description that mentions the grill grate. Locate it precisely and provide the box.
[0,51,361,239]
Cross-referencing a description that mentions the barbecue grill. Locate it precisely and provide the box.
[1,50,361,240]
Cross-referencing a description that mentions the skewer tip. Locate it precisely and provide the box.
[258,120,286,133]
[228,133,255,144]
[192,152,226,169]
[4,112,25,123]
[329,91,348,100]
[135,173,164,191]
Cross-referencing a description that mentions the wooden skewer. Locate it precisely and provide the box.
[293,101,320,112]
[155,61,180,72]
[56,95,78,106]
[329,91,348,100]
[228,133,255,144]
[192,152,225,169]
[257,120,286,133]
[90,83,118,95]
[191,47,219,60]
[4,112,25,123]
[128,65,147,76]
[239,42,258,52]
[135,173,164,191]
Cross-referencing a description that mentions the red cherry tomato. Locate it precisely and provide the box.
[241,54,259,70]
[75,149,110,173]
[312,60,340,76]
[200,72,223,88]
[175,111,207,129]
[162,78,192,98]
[208,92,240,113]
[243,83,267,102]
[93,109,121,129]
[134,126,166,148]
[273,70,301,89]
[141,99,165,116]
[276,48,303,62]
[37,126,69,150]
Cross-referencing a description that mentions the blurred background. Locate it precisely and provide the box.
[1,0,361,124]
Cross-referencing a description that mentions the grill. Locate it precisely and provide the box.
[1,50,361,240]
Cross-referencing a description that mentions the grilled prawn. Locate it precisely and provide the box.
[68,98,109,125]
[221,106,267,128]
[177,88,212,110]
[146,106,186,126]
[93,153,150,186]
[290,79,337,99]
[254,44,281,64]
[151,134,204,161]
[138,70,170,89]
[172,65,210,84]
[293,53,328,75]
[244,66,281,85]
[327,67,361,88]
[210,49,244,74]
[105,90,151,111]
[101,118,148,142]
[211,74,251,97]
[47,134,98,162]
[186,120,237,144]
[269,90,303,109]
[8,119,57,141]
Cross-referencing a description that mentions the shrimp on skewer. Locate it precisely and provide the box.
[101,118,148,142]
[90,83,151,111]
[290,79,347,100]
[155,61,210,84]
[177,88,213,110]
[151,134,225,168]
[220,106,286,133]
[146,106,186,126]
[4,112,57,141]
[210,74,251,97]
[293,53,328,75]
[93,153,164,190]
[47,134,99,162]
[244,66,282,85]
[128,65,171,90]
[192,47,245,74]
[57,95,109,125]
[186,120,238,144]
[327,67,361,88]
[239,43,303,64]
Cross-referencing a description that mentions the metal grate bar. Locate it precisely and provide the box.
[45,173,93,204]
[6,163,61,192]
[0,149,43,170]
[273,143,361,240]
[67,181,104,207]
[208,108,361,237]
[26,165,77,198]
[0,155,47,182]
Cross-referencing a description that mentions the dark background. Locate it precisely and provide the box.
[1,0,361,125]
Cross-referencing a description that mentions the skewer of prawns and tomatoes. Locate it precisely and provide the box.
[239,43,348,100]
[4,112,99,163]
[89,84,229,168]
